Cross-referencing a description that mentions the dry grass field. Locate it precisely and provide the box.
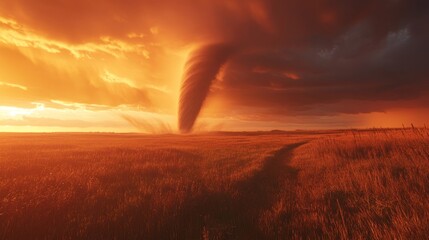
[0,128,428,239]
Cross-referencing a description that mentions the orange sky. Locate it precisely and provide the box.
[0,0,428,132]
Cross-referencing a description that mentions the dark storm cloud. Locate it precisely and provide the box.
[206,0,429,117]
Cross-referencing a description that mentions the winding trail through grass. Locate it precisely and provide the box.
[202,141,308,239]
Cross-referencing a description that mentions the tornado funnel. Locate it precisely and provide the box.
[178,43,233,133]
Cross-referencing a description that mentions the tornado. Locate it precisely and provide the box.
[178,43,234,133]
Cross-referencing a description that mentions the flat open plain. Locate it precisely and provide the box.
[1,129,428,239]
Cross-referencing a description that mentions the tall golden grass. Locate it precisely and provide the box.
[0,129,428,239]
[261,128,429,239]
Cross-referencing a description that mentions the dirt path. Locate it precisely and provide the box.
[202,141,308,239]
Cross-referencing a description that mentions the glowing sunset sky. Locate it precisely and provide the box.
[0,0,428,132]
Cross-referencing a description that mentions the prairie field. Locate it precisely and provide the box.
[0,129,429,239]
